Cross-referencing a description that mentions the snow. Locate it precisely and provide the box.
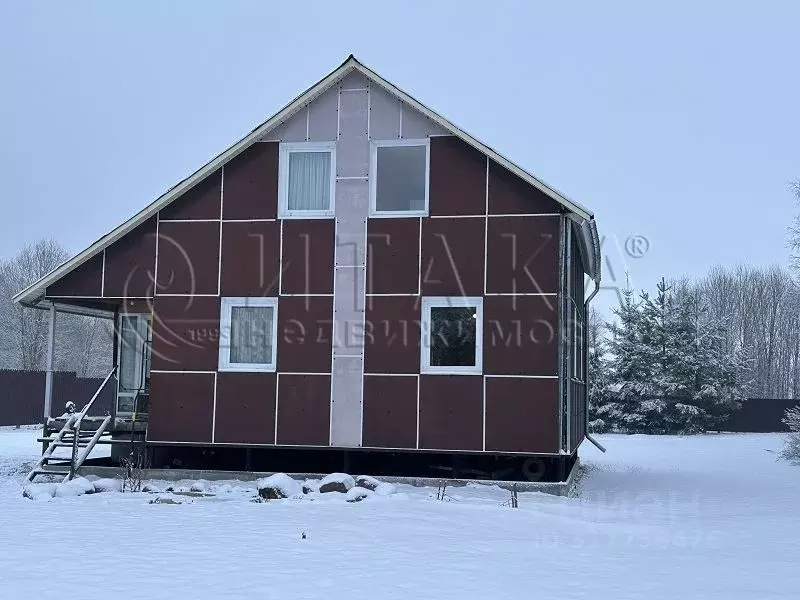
[1,426,798,599]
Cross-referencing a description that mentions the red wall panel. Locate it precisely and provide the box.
[429,136,486,216]
[486,216,559,294]
[485,377,559,453]
[418,375,482,451]
[364,295,420,374]
[277,296,333,373]
[366,218,419,294]
[488,160,561,215]
[484,295,558,376]
[159,169,221,221]
[280,220,334,294]
[420,217,485,296]
[222,142,278,220]
[214,372,276,445]
[156,221,220,295]
[45,253,103,297]
[103,216,157,298]
[148,372,214,443]
[276,374,331,446]
[220,221,280,296]
[151,296,220,371]
[362,375,417,449]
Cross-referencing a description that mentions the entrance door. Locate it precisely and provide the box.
[117,314,152,416]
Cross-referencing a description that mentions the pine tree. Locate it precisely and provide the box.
[587,307,612,432]
[603,278,750,434]
[603,284,652,432]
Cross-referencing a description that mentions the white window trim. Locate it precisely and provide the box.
[421,296,483,375]
[278,141,336,219]
[218,296,279,372]
[369,138,430,218]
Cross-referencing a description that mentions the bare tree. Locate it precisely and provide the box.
[0,240,68,370]
[0,239,113,376]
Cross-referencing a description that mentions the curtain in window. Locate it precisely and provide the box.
[230,306,273,364]
[119,316,139,393]
[288,151,331,211]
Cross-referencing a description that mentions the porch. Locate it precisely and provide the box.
[36,301,153,444]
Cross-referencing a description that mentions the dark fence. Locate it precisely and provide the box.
[0,370,114,426]
[720,398,796,433]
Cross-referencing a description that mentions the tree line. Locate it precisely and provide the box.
[0,239,112,377]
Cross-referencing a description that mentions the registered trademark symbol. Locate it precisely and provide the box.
[625,234,650,258]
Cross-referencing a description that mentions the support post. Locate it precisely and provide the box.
[42,304,57,453]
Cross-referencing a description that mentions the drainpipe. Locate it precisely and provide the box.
[584,279,606,453]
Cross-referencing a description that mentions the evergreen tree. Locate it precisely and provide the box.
[602,278,749,434]
[603,284,651,432]
[587,308,613,432]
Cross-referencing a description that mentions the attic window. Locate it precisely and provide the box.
[370,139,429,216]
[278,142,336,218]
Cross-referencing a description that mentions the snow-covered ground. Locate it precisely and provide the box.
[0,427,797,599]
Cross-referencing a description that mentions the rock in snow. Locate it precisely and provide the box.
[256,473,302,499]
[319,473,355,494]
[354,475,381,491]
[302,479,320,494]
[190,481,206,493]
[345,487,373,503]
[22,483,58,500]
[92,478,123,493]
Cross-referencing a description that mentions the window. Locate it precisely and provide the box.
[219,297,278,372]
[278,142,336,218]
[370,139,429,216]
[421,297,483,374]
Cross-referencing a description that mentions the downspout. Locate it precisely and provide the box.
[584,278,606,453]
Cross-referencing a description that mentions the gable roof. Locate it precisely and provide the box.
[14,55,600,307]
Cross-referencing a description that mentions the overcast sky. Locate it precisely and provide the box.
[1,1,798,313]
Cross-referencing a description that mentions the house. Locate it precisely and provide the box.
[14,55,601,483]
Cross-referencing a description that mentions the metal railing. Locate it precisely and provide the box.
[68,366,117,479]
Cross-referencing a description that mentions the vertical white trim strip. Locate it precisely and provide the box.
[417,217,423,295]
[217,165,224,296]
[101,249,106,297]
[211,371,218,443]
[482,375,487,451]
[399,100,404,138]
[483,156,489,294]
[154,211,161,296]
[278,220,284,295]
[415,374,421,449]
[366,81,371,140]
[274,372,280,444]
[305,105,310,141]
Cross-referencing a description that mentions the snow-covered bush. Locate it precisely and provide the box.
[781,405,800,464]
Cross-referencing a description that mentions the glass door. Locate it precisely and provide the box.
[116,314,152,416]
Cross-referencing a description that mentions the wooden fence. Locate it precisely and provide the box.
[720,398,796,433]
[0,370,114,426]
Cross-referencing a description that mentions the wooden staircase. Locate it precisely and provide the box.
[26,367,117,483]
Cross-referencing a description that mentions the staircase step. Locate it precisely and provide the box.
[30,469,70,476]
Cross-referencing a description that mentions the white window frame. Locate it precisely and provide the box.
[218,297,279,372]
[278,141,336,219]
[421,296,483,375]
[369,138,430,217]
